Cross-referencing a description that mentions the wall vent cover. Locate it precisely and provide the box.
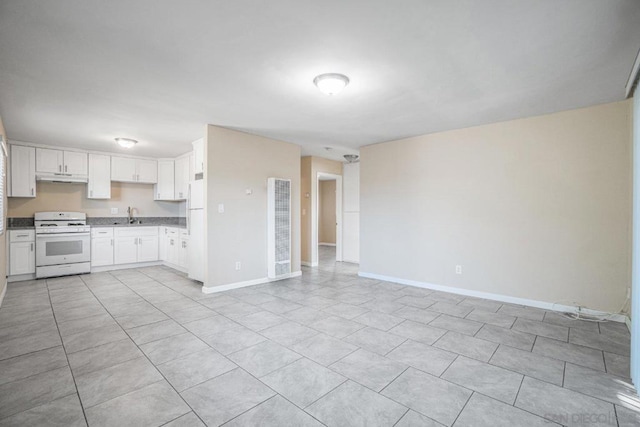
[268,177,291,279]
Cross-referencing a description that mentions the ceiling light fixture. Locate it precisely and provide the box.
[344,154,359,163]
[313,73,350,95]
[115,137,138,148]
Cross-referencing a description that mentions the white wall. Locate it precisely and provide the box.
[360,100,632,313]
[343,162,360,263]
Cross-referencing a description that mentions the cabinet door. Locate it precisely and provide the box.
[158,227,168,261]
[114,237,138,264]
[91,237,114,267]
[178,238,188,268]
[136,160,158,183]
[192,138,204,174]
[137,236,159,262]
[63,151,88,175]
[10,145,36,197]
[36,148,63,174]
[88,154,111,199]
[10,241,35,275]
[166,236,178,265]
[111,157,137,182]
[154,160,175,200]
[174,156,189,200]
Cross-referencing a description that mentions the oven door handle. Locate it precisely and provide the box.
[36,233,91,239]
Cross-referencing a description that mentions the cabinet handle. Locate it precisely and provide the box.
[90,190,93,197]
[59,164,62,172]
[30,243,34,251]
[111,239,113,246]
[139,238,142,246]
[157,193,160,199]
[16,234,29,237]
[65,165,68,172]
[31,188,34,196]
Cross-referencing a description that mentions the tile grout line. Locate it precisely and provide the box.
[44,277,91,427]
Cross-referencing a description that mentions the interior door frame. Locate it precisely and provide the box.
[313,172,343,265]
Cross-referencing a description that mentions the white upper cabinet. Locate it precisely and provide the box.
[63,151,88,175]
[111,157,157,183]
[174,155,190,200]
[35,148,87,175]
[154,160,175,200]
[36,148,63,174]
[137,159,158,183]
[88,154,111,199]
[111,156,136,182]
[192,138,204,175]
[9,145,36,198]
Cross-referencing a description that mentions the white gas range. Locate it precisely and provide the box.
[35,212,91,278]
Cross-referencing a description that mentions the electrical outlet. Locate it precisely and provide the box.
[235,261,241,271]
[627,287,632,299]
[455,265,462,275]
[110,207,118,215]
[218,204,225,214]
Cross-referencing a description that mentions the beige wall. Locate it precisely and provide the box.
[300,156,342,264]
[0,117,7,301]
[205,125,301,289]
[319,180,337,244]
[7,182,180,218]
[361,100,632,313]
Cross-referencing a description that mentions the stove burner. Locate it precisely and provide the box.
[39,224,57,227]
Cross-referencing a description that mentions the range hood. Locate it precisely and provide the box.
[36,173,88,183]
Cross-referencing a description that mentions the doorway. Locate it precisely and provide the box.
[313,172,342,266]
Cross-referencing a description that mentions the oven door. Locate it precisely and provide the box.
[36,233,91,266]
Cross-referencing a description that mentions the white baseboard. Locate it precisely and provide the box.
[0,281,6,308]
[91,261,163,273]
[161,261,187,274]
[319,243,336,247]
[7,273,36,283]
[301,261,318,267]
[202,271,302,294]
[359,271,629,323]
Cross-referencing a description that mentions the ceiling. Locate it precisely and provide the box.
[0,1,639,160]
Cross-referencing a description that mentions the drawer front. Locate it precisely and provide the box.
[114,226,158,238]
[10,230,35,242]
[91,227,114,238]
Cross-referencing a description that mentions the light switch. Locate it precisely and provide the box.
[245,189,252,195]
[110,208,119,215]
[218,203,225,214]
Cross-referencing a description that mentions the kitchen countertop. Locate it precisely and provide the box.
[7,216,187,230]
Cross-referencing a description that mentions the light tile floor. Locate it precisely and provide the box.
[0,251,639,426]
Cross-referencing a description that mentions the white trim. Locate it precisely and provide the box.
[202,271,302,294]
[8,273,37,283]
[313,172,343,266]
[161,261,187,273]
[359,271,629,323]
[301,261,318,267]
[91,261,162,273]
[625,47,640,98]
[319,242,336,247]
[0,281,6,308]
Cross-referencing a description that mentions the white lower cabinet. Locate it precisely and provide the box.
[161,227,187,271]
[113,227,159,265]
[91,228,114,267]
[9,230,36,276]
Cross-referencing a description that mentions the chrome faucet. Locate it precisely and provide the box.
[127,206,136,224]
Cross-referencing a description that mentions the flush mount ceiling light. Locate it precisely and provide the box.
[313,73,350,95]
[344,154,359,163]
[115,137,138,148]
